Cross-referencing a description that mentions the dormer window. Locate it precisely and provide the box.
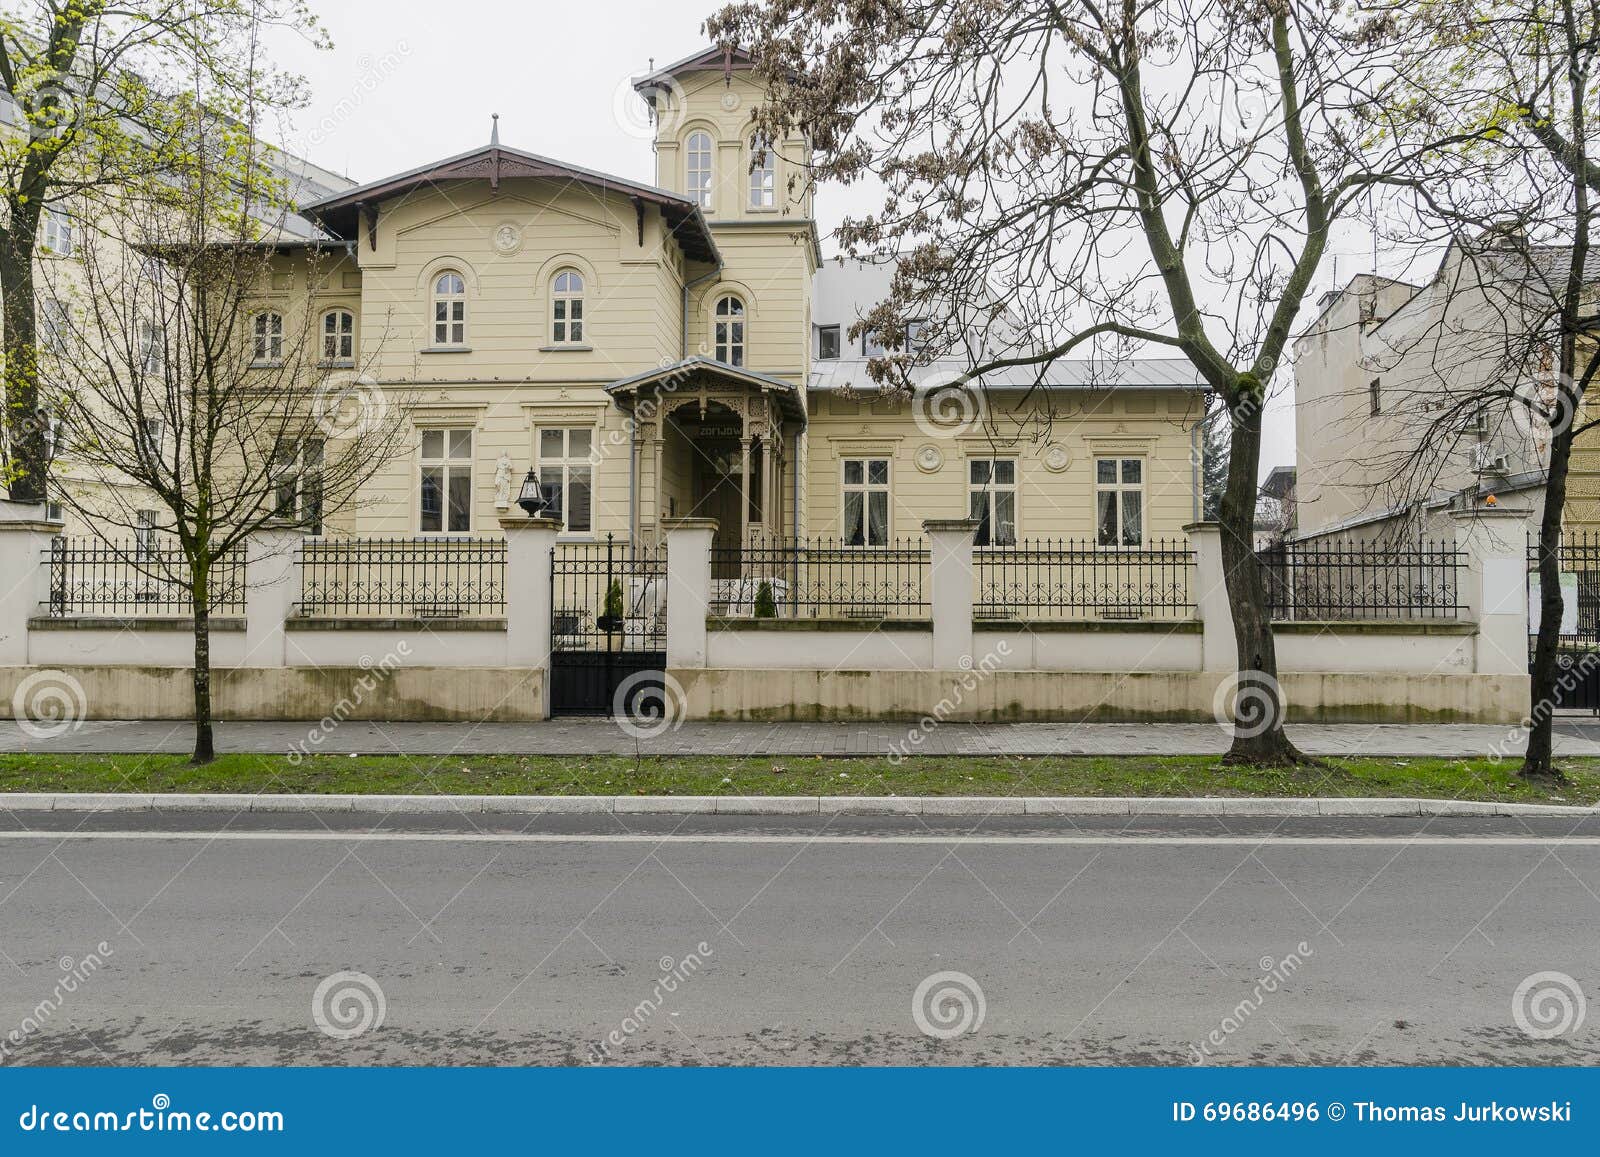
[714,295,745,367]
[551,270,585,344]
[686,131,713,209]
[433,271,466,346]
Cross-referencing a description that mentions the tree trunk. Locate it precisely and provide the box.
[190,559,215,765]
[1523,435,1570,780]
[1218,383,1311,766]
[0,226,46,504]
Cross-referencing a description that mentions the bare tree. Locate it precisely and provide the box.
[37,104,409,765]
[707,0,1477,764]
[1360,0,1599,780]
[1,0,324,506]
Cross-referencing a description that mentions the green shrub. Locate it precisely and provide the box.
[754,580,777,618]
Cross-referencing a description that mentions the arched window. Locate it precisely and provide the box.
[252,311,283,363]
[551,270,584,345]
[322,309,355,362]
[714,295,745,367]
[686,130,713,209]
[432,271,466,346]
[749,136,775,208]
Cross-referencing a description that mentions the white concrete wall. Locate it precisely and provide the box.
[976,626,1202,672]
[283,623,508,668]
[28,621,250,667]
[706,623,934,670]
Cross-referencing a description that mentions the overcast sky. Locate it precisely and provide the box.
[263,0,1431,482]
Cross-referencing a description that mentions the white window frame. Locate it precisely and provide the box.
[1094,456,1145,548]
[251,311,283,364]
[714,295,745,367]
[138,416,164,463]
[138,317,163,375]
[135,510,160,563]
[841,457,891,547]
[273,438,325,532]
[686,130,714,209]
[550,270,585,345]
[321,309,355,363]
[418,427,474,534]
[749,136,776,208]
[41,208,73,256]
[537,426,596,534]
[38,296,68,350]
[432,272,467,347]
[968,457,1018,547]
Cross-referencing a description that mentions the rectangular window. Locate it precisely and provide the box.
[862,330,887,358]
[816,325,840,361]
[253,313,283,363]
[841,458,889,546]
[749,136,776,208]
[38,296,68,350]
[135,509,159,562]
[41,208,73,256]
[538,427,594,533]
[138,318,163,374]
[1369,377,1381,415]
[273,438,324,533]
[139,416,164,462]
[419,428,473,533]
[1095,457,1144,547]
[969,458,1017,547]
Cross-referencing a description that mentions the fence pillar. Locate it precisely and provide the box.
[924,518,979,670]
[1449,507,1529,676]
[501,515,563,674]
[663,517,717,669]
[0,500,61,665]
[242,524,302,667]
[1184,521,1237,672]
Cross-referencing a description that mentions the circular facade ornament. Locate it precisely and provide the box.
[492,222,522,254]
[915,444,945,473]
[720,91,740,111]
[1042,444,1071,472]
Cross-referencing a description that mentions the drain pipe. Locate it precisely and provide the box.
[1190,416,1203,523]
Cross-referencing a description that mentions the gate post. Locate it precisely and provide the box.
[923,518,980,670]
[1184,521,1237,672]
[1449,506,1529,676]
[501,515,564,710]
[0,500,62,665]
[663,518,717,669]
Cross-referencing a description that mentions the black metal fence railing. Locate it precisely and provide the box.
[296,537,507,618]
[1528,531,1600,638]
[709,534,930,619]
[1257,538,1464,621]
[974,538,1195,621]
[44,538,246,616]
[550,535,668,651]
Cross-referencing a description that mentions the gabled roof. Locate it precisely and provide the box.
[296,142,720,263]
[632,45,755,95]
[607,356,807,425]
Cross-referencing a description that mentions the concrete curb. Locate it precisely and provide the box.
[1,792,1594,818]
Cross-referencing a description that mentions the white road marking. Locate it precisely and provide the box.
[0,831,1594,847]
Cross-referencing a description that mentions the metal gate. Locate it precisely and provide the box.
[549,535,667,716]
[1529,534,1600,714]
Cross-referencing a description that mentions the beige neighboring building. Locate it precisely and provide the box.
[58,45,1209,548]
[1293,244,1600,543]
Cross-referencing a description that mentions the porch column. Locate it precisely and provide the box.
[500,514,563,715]
[738,436,752,544]
[664,517,717,669]
[924,518,979,670]
[651,432,666,539]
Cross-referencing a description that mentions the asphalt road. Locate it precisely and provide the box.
[1,811,1597,1066]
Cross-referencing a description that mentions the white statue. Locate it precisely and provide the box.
[494,452,513,510]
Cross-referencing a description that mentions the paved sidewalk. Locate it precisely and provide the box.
[3,718,1598,757]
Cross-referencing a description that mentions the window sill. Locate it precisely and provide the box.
[318,359,355,370]
[746,205,780,214]
[249,360,283,369]
[539,344,593,353]
[419,346,472,354]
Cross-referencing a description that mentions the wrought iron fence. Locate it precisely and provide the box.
[974,538,1195,620]
[44,537,246,616]
[709,534,930,619]
[296,537,507,618]
[550,535,668,652]
[1257,538,1464,621]
[1528,531,1600,637]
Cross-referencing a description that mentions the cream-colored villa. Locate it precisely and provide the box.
[196,46,1209,551]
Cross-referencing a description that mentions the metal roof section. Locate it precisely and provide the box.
[808,356,1208,394]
